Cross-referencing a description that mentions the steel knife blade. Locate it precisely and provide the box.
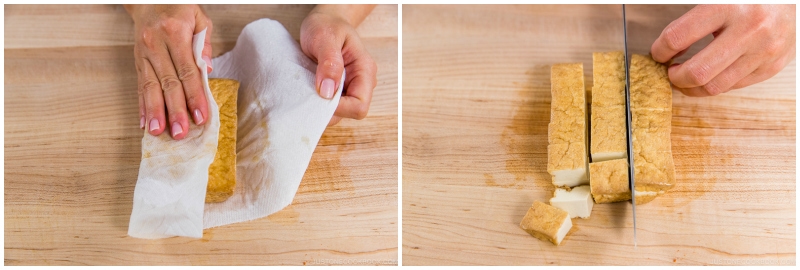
[622,4,638,247]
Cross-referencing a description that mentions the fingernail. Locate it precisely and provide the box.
[149,118,160,132]
[193,109,204,125]
[203,56,213,72]
[320,78,335,99]
[171,122,183,137]
[140,116,145,129]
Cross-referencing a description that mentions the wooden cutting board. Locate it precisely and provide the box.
[4,4,398,265]
[402,4,795,265]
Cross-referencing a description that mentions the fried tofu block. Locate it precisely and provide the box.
[550,185,594,218]
[206,78,239,203]
[632,129,675,205]
[591,51,626,107]
[629,54,675,205]
[630,54,672,110]
[519,201,572,246]
[589,159,631,203]
[548,63,588,187]
[591,105,627,162]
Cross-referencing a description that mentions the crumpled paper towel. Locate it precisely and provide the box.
[128,19,342,239]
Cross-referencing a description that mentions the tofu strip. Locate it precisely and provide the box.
[548,63,589,187]
[629,54,676,205]
[590,52,627,162]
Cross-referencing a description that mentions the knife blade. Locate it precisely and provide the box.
[622,4,638,247]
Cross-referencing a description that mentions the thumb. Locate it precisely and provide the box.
[195,12,213,73]
[314,45,345,99]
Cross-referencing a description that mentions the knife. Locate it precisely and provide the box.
[622,4,638,247]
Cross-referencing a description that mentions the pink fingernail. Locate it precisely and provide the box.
[149,118,160,132]
[172,122,183,137]
[194,109,204,124]
[320,78,335,99]
[140,116,145,129]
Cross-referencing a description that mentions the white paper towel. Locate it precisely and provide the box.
[128,19,342,238]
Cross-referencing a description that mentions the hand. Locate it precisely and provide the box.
[125,4,213,139]
[300,5,378,126]
[650,4,795,96]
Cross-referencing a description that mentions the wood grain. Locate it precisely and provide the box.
[4,4,398,265]
[402,4,795,265]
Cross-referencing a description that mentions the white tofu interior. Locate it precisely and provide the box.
[552,168,588,187]
[555,215,572,245]
[591,152,626,163]
[550,185,594,218]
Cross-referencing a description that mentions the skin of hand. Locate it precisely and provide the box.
[125,4,213,139]
[650,4,795,97]
[300,4,378,126]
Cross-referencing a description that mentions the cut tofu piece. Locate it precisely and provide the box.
[589,159,631,203]
[550,185,594,218]
[590,105,627,162]
[629,54,675,205]
[519,201,572,246]
[548,63,588,187]
[630,54,672,110]
[591,51,626,107]
[590,52,627,162]
[547,143,588,187]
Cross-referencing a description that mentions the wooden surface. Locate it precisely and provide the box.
[4,4,398,265]
[402,4,795,265]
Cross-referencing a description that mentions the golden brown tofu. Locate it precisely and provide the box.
[629,54,675,205]
[206,78,239,203]
[591,51,626,107]
[519,201,572,245]
[589,159,631,203]
[548,63,589,187]
[590,105,627,162]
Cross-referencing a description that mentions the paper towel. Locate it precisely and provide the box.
[128,19,342,238]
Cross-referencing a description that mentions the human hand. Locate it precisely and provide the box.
[300,5,378,126]
[125,4,213,139]
[650,4,795,96]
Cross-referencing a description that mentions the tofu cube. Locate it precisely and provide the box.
[550,185,594,218]
[589,159,631,203]
[519,201,572,246]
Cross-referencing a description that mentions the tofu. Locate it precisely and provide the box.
[591,51,626,107]
[550,185,594,218]
[630,54,672,110]
[206,78,239,203]
[589,159,631,203]
[519,201,572,246]
[590,52,628,162]
[629,54,675,205]
[590,105,627,162]
[548,63,589,187]
[547,143,588,187]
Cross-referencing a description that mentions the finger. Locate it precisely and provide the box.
[311,37,345,100]
[674,54,760,96]
[166,28,209,128]
[651,5,729,63]
[139,58,167,136]
[731,54,792,89]
[667,31,745,89]
[134,53,146,130]
[148,45,190,140]
[327,115,343,126]
[335,55,377,120]
[702,54,761,95]
[139,90,145,129]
